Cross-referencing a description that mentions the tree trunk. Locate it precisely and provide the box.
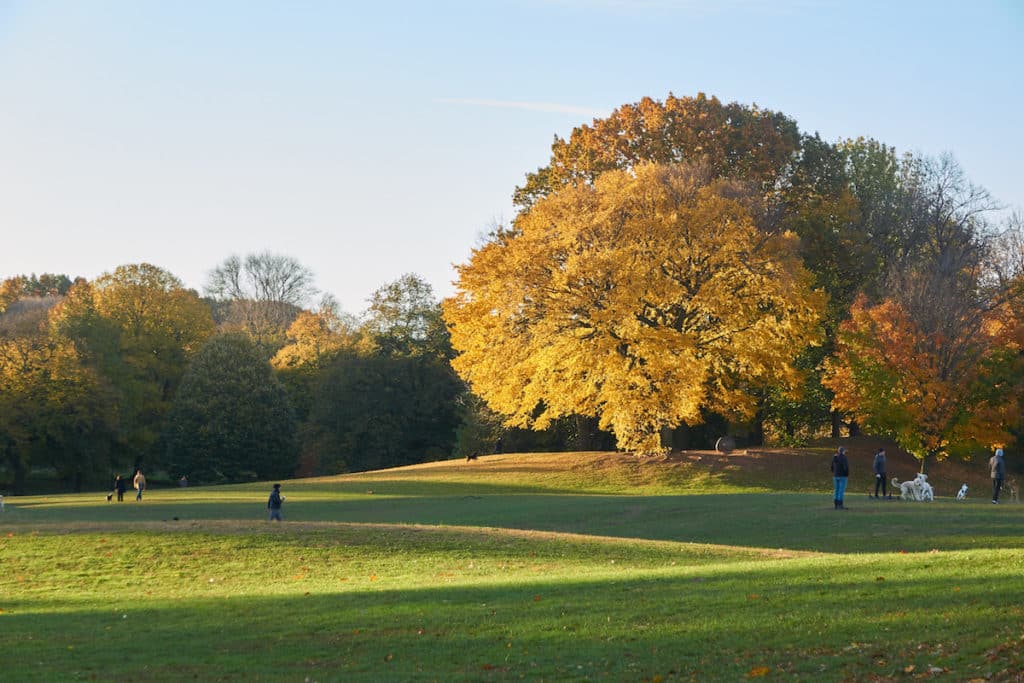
[748,411,765,447]
[830,410,842,438]
[6,451,27,495]
[671,424,690,451]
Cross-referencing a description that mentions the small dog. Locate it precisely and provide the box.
[106,492,114,502]
[1007,479,1020,504]
[466,452,479,462]
[956,484,968,501]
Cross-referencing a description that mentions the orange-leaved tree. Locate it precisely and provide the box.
[444,162,825,454]
[824,294,1020,471]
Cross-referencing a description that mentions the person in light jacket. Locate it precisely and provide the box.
[133,470,146,501]
[990,448,1006,504]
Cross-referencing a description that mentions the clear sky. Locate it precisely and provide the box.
[2,0,1021,314]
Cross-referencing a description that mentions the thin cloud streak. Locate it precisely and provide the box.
[438,98,607,119]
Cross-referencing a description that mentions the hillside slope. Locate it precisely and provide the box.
[327,436,1003,498]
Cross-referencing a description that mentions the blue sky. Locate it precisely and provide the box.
[2,0,1021,313]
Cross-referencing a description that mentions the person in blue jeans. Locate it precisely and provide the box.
[831,446,850,510]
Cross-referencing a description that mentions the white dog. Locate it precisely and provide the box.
[892,474,934,502]
[893,476,918,501]
[956,483,968,501]
[914,473,934,501]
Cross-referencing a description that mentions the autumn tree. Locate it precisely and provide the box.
[514,93,801,209]
[823,155,1018,469]
[824,295,1018,471]
[164,333,297,482]
[0,292,115,492]
[51,264,215,468]
[445,162,825,454]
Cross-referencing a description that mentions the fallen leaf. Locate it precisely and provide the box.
[903,664,915,673]
[746,666,771,677]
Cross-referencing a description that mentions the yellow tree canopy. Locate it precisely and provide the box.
[271,310,355,372]
[444,163,825,453]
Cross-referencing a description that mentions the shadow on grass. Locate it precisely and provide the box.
[4,552,1024,682]
[5,492,1024,554]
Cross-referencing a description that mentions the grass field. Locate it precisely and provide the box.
[3,446,1024,682]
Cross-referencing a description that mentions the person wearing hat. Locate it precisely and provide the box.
[990,448,1006,504]
[267,483,285,521]
[831,446,850,510]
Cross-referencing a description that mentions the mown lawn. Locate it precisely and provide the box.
[2,451,1023,682]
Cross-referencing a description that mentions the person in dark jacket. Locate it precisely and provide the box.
[872,448,887,498]
[831,447,850,510]
[990,448,1006,504]
[114,475,127,502]
[268,483,285,521]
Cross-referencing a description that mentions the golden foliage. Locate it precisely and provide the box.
[271,310,362,371]
[824,294,1019,464]
[445,163,825,453]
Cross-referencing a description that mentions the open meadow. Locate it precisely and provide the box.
[3,446,1024,682]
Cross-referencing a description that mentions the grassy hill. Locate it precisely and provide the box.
[2,443,1023,681]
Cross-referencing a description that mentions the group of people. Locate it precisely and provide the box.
[830,445,1010,508]
[111,470,146,502]
[109,471,288,521]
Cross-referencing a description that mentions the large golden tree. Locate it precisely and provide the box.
[444,163,825,453]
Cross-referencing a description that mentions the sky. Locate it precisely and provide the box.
[2,0,1022,314]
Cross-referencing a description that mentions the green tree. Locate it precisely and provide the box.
[164,333,297,483]
[363,273,451,358]
[304,351,463,473]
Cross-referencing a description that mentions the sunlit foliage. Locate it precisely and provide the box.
[445,163,825,453]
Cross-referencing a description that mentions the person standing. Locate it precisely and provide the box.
[872,448,887,499]
[133,470,146,501]
[990,448,1006,504]
[114,474,127,502]
[268,483,284,521]
[831,446,850,510]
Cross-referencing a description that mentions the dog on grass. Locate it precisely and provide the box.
[893,476,918,501]
[893,473,933,501]
[956,484,968,501]
[1007,479,1020,504]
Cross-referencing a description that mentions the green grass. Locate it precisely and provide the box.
[3,450,1024,681]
